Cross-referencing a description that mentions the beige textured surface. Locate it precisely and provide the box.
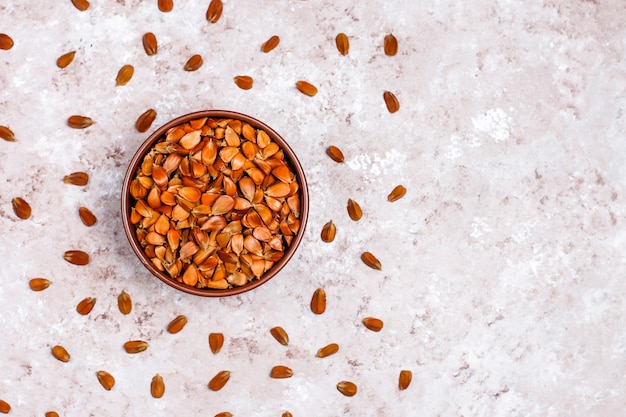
[1,1,626,416]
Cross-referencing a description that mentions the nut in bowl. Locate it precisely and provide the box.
[121,110,309,296]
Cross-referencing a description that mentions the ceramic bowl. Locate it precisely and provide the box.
[121,110,308,296]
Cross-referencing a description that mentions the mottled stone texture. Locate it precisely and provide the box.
[1,1,625,416]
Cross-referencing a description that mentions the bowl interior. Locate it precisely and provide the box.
[121,110,309,297]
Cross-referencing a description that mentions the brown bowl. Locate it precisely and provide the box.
[121,110,309,297]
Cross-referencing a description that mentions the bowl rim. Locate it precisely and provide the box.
[120,110,309,297]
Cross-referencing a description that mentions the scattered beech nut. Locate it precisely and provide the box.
[208,333,224,354]
[337,381,357,397]
[67,116,93,129]
[0,34,14,50]
[270,326,289,346]
[320,220,336,242]
[335,33,349,55]
[63,171,89,186]
[51,345,70,362]
[296,80,318,96]
[96,370,115,390]
[136,109,157,133]
[78,207,97,226]
[151,374,165,398]
[167,315,188,334]
[261,35,280,53]
[12,197,31,219]
[362,317,384,332]
[76,297,96,315]
[387,184,406,202]
[316,343,339,358]
[158,0,173,12]
[29,278,51,291]
[57,51,76,68]
[71,0,90,11]
[384,33,398,56]
[234,75,253,90]
[0,400,10,414]
[64,250,90,265]
[184,54,203,71]
[326,145,344,163]
[142,32,157,56]
[347,199,362,221]
[208,370,231,391]
[399,369,412,390]
[270,365,293,379]
[117,291,132,314]
[45,412,59,417]
[310,288,326,314]
[0,125,15,141]
[383,91,400,113]
[123,340,149,353]
[206,0,223,23]
[116,64,134,86]
[361,251,381,270]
